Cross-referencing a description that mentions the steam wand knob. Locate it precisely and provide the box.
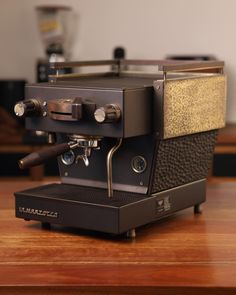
[94,104,121,123]
[14,99,42,118]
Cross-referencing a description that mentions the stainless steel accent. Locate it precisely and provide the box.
[48,59,225,84]
[49,72,117,82]
[94,104,121,123]
[75,147,91,167]
[50,59,224,72]
[76,154,89,167]
[68,141,79,149]
[14,102,25,117]
[61,150,75,166]
[69,135,102,167]
[107,138,123,197]
[69,135,102,148]
[131,156,147,173]
[94,108,106,123]
[14,99,42,118]
[50,59,119,69]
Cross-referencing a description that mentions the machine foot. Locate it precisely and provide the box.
[126,229,136,239]
[194,204,202,214]
[41,222,51,230]
[24,218,30,221]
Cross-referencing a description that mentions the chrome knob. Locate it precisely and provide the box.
[14,99,41,118]
[94,104,121,123]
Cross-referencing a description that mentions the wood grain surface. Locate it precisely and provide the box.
[0,180,236,294]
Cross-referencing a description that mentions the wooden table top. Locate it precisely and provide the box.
[0,180,236,295]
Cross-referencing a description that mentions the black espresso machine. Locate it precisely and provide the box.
[14,59,226,237]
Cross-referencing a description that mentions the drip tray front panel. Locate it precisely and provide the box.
[15,180,205,234]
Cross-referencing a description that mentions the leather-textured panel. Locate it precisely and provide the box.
[151,130,218,193]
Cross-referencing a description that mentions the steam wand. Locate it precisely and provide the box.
[107,138,123,197]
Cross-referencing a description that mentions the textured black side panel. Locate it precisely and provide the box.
[151,130,218,193]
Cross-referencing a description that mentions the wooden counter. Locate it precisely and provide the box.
[0,180,236,294]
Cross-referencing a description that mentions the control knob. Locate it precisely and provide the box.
[94,104,121,123]
[14,99,41,118]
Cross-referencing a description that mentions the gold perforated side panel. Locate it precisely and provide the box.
[163,75,226,139]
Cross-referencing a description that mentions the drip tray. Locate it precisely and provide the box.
[14,181,205,234]
[17,183,147,207]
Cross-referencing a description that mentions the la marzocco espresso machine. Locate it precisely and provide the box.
[14,59,226,237]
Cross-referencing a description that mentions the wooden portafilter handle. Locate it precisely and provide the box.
[18,143,71,169]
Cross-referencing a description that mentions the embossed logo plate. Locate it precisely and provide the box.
[18,207,59,218]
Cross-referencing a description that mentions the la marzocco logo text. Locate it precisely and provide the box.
[19,207,58,218]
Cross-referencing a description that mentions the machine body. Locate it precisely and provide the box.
[14,59,226,236]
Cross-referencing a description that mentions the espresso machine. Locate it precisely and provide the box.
[14,59,226,237]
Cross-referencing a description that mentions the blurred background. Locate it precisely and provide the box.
[0,0,235,179]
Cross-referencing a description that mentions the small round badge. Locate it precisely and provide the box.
[131,156,147,173]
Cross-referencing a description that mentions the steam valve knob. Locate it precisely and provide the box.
[14,99,41,118]
[94,104,121,123]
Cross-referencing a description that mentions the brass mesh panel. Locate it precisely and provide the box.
[163,75,226,139]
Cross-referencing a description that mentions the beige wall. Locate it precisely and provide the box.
[0,0,235,121]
